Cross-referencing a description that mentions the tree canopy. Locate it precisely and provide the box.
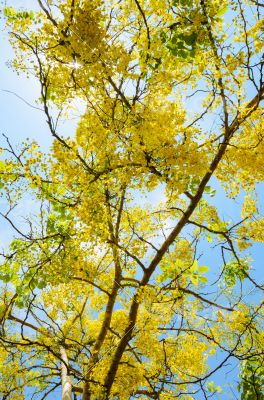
[0,0,264,399]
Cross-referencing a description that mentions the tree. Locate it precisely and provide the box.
[0,0,264,399]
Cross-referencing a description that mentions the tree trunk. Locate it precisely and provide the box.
[60,346,72,400]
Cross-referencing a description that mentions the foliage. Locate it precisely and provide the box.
[0,0,264,399]
[238,357,264,400]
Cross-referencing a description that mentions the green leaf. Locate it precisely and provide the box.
[217,6,228,17]
[37,281,47,289]
[180,32,197,46]
[28,278,38,290]
[178,49,188,59]
[4,7,34,21]
[207,381,216,393]
[179,0,193,6]
[190,274,198,285]
[190,259,198,272]
[198,265,209,273]
[210,189,216,197]
[0,273,12,283]
[200,276,208,284]
[216,386,222,394]
[160,31,167,43]
[15,299,25,309]
[170,47,179,56]
[207,235,212,243]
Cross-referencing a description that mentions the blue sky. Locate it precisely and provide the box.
[0,1,263,399]
[0,0,50,147]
